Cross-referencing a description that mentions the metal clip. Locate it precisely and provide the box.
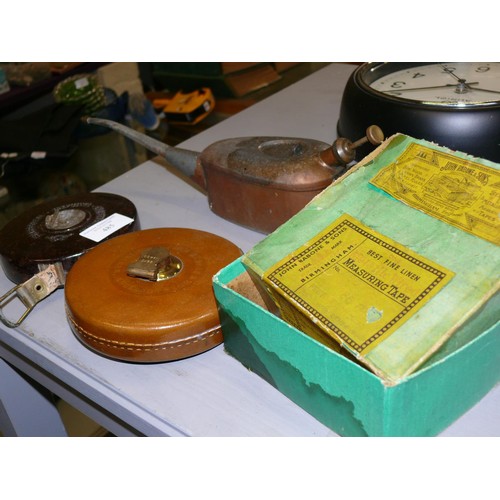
[0,264,65,328]
[127,247,183,281]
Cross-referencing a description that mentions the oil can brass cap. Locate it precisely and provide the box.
[64,228,242,362]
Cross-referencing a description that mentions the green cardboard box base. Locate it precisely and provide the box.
[213,258,500,436]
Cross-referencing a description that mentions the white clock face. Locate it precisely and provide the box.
[368,63,500,107]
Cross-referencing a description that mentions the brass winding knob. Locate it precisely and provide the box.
[127,247,183,281]
[321,125,384,167]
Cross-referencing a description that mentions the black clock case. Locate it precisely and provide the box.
[337,64,500,163]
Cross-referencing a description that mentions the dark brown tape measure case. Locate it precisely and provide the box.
[0,192,138,328]
[64,228,242,362]
[0,192,139,284]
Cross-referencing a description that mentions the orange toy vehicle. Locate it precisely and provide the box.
[153,88,215,125]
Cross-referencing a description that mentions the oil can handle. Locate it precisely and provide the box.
[320,125,384,166]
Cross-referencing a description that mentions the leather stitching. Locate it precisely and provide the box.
[66,307,222,352]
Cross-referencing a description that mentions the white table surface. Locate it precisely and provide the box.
[0,63,498,436]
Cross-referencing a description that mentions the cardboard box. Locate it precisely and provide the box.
[241,135,500,384]
[213,258,499,436]
[212,134,500,436]
[96,62,144,97]
[273,62,302,73]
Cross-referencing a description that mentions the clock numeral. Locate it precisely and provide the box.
[412,72,425,79]
[390,81,406,89]
[475,65,490,73]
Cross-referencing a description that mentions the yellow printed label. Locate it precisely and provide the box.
[264,214,454,355]
[370,143,500,245]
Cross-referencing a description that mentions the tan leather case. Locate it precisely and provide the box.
[64,228,242,362]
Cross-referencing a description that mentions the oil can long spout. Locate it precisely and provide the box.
[85,117,200,179]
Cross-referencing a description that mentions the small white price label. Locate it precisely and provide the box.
[31,151,47,159]
[79,213,134,242]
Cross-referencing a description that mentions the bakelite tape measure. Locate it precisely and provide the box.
[0,193,139,327]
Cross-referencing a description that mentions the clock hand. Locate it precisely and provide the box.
[384,84,454,93]
[442,80,500,95]
[441,66,467,83]
[439,66,496,95]
[384,83,479,93]
[465,85,500,95]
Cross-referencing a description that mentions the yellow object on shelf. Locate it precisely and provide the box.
[153,88,215,125]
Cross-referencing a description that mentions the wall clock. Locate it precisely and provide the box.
[337,62,500,163]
